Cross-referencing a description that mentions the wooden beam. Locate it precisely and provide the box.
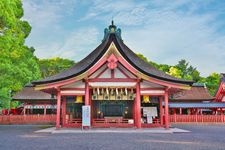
[88,78,137,82]
[61,96,66,127]
[60,88,85,91]
[159,96,163,126]
[85,81,90,105]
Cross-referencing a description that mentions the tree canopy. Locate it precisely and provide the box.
[38,57,75,78]
[0,0,41,109]
[136,54,220,96]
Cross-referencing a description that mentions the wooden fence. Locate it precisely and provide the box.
[170,115,225,123]
[2,114,225,125]
[0,115,56,125]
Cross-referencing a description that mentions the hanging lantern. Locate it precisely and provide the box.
[143,95,150,103]
[75,96,83,103]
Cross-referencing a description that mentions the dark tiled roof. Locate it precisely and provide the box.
[33,25,193,85]
[171,85,214,101]
[12,86,54,101]
[114,35,193,85]
[32,34,111,84]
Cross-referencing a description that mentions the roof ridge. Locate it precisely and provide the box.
[32,24,193,85]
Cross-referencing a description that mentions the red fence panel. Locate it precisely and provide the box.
[0,115,56,125]
[170,115,225,123]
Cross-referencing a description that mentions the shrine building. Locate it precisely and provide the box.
[32,22,194,129]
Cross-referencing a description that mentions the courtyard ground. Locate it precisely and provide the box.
[0,124,225,150]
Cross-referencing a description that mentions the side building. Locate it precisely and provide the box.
[12,84,56,115]
[169,83,215,115]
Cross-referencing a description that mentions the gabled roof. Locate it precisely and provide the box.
[171,84,214,101]
[214,73,225,101]
[32,23,193,85]
[12,84,55,101]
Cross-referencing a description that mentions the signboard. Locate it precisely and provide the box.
[82,105,91,128]
[143,107,158,117]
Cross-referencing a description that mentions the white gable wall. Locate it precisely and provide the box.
[114,68,127,78]
[89,64,107,78]
[98,68,111,78]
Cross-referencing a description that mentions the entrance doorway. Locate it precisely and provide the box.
[92,100,134,127]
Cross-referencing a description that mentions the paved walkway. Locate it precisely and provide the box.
[35,127,190,134]
[3,125,225,150]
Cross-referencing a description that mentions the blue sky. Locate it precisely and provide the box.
[22,0,225,77]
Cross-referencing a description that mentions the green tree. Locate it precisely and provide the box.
[167,67,182,78]
[158,64,171,73]
[136,53,159,68]
[199,73,220,96]
[0,0,41,109]
[39,57,75,78]
[175,59,200,82]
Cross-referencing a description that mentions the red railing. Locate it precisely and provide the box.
[169,115,225,123]
[64,118,82,127]
[92,118,134,127]
[0,115,56,125]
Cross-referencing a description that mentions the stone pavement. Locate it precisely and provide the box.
[2,125,225,150]
[35,127,190,134]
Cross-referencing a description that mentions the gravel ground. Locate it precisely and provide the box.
[0,124,225,150]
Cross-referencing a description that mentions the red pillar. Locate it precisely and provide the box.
[133,96,136,126]
[174,108,177,115]
[159,96,163,125]
[135,81,141,128]
[164,88,169,129]
[56,89,61,129]
[85,81,90,105]
[61,96,66,127]
[44,104,46,116]
[84,80,91,127]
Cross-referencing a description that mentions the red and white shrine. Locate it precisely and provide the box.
[32,22,193,129]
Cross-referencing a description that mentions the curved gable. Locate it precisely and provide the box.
[32,23,193,89]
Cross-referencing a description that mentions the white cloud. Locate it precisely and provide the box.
[22,0,77,28]
[34,27,100,61]
[81,0,225,76]
[22,0,225,77]
[56,27,100,60]
[81,0,149,24]
[121,3,225,76]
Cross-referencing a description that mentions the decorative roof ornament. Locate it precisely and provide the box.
[107,54,118,69]
[103,20,122,41]
[109,20,116,33]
